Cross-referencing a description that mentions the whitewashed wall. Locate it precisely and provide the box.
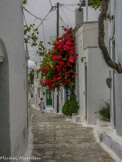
[0,0,28,158]
[114,0,122,137]
[87,48,110,124]
[75,22,110,124]
[107,0,122,137]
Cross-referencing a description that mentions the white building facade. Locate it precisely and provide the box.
[99,0,122,160]
[75,0,122,160]
[0,0,28,158]
[75,22,110,124]
[109,0,122,137]
[32,66,54,110]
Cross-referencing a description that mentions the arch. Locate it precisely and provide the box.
[0,39,10,156]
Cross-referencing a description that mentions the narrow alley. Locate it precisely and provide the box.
[28,108,115,162]
[1,0,122,161]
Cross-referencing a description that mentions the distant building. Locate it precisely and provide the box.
[28,46,42,66]
[28,60,36,69]
[80,0,101,6]
[32,66,54,111]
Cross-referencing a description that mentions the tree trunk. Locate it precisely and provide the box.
[98,0,122,73]
[69,86,73,98]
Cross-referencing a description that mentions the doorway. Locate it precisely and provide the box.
[46,89,52,106]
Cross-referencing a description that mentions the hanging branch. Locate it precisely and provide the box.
[98,0,122,73]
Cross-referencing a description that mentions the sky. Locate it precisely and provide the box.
[24,0,99,64]
[24,0,80,51]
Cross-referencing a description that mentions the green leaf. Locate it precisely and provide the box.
[23,0,27,5]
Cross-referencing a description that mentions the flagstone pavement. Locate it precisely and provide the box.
[29,108,115,162]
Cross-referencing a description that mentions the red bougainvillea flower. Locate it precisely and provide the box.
[72,75,75,78]
[65,79,70,83]
[66,73,70,77]
[57,37,62,41]
[69,57,76,63]
[57,55,62,60]
[51,67,55,71]
[40,27,78,90]
[57,77,61,80]
[66,41,72,46]
[43,67,49,74]
[53,76,57,81]
[67,63,72,67]
[58,72,62,76]
[63,45,69,51]
[53,55,57,61]
[59,61,64,66]
[69,50,74,54]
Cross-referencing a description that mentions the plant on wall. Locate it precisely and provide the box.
[24,24,45,57]
[23,0,27,4]
[23,0,46,57]
[39,28,78,96]
[38,49,61,90]
[29,69,34,85]
[99,101,110,121]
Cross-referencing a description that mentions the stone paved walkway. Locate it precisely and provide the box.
[30,108,115,162]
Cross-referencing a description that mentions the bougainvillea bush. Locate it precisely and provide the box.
[39,28,78,95]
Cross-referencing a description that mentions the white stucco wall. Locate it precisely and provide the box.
[34,79,40,106]
[54,89,57,113]
[92,1,122,159]
[107,0,122,137]
[114,0,122,137]
[115,74,122,137]
[75,22,110,124]
[115,0,122,64]
[0,0,28,157]
[107,0,116,130]
[87,48,110,124]
[75,25,84,118]
[59,87,65,114]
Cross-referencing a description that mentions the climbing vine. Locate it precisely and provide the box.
[23,0,27,5]
[29,69,34,85]
[90,0,102,10]
[24,24,45,56]
[91,0,122,73]
[23,0,46,56]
